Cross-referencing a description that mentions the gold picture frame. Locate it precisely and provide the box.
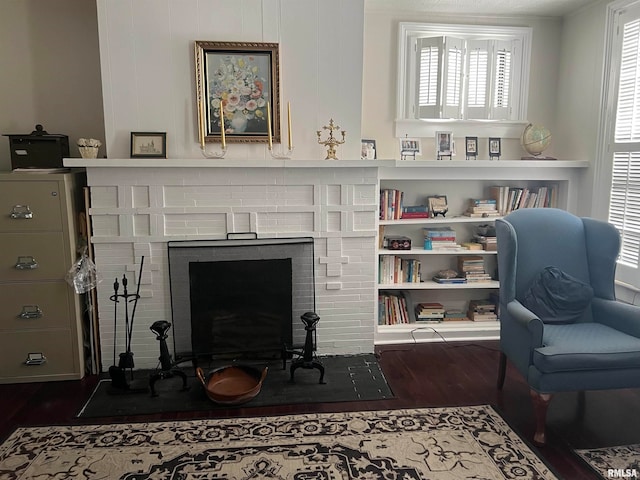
[195,41,280,144]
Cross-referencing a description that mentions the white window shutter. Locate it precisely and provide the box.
[609,14,640,282]
[490,40,515,120]
[417,37,443,119]
[465,40,490,119]
[442,37,464,119]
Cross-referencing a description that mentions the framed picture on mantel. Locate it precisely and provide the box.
[195,41,280,144]
[130,132,166,158]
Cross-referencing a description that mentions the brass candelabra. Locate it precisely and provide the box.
[316,119,346,160]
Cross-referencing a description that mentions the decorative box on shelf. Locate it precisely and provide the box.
[384,236,412,250]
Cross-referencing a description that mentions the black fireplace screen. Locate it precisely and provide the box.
[189,258,292,357]
[168,237,315,360]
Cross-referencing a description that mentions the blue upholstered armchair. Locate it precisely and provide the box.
[496,208,640,445]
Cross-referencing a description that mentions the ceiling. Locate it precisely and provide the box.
[365,0,600,17]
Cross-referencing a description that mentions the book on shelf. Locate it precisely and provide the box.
[463,211,500,218]
[415,317,443,323]
[378,291,410,325]
[402,205,430,218]
[461,242,483,250]
[444,309,469,321]
[380,189,404,220]
[489,184,559,214]
[432,276,467,284]
[401,211,430,219]
[378,255,422,284]
[415,302,445,315]
[468,312,498,321]
[423,226,456,238]
[470,198,497,206]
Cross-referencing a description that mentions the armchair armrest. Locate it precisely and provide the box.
[506,300,545,348]
[592,297,640,338]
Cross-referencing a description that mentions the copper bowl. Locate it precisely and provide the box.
[195,365,268,405]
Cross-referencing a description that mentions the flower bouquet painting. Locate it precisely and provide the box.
[195,41,280,144]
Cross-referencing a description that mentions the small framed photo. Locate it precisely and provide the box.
[361,139,377,159]
[131,132,167,158]
[489,137,501,160]
[427,195,448,217]
[436,131,452,160]
[399,137,421,160]
[465,136,478,160]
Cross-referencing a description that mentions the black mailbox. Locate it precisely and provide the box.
[4,124,70,170]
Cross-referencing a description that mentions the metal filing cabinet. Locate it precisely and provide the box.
[0,171,85,383]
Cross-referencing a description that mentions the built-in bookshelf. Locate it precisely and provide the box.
[375,160,589,345]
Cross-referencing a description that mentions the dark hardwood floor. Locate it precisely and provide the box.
[2,340,640,479]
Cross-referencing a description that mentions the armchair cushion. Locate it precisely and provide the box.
[521,266,594,324]
[533,323,640,373]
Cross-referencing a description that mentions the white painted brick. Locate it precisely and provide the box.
[88,167,379,369]
[91,186,119,208]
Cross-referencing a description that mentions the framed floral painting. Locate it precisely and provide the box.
[195,41,280,144]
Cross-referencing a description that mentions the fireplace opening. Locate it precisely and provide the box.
[168,237,315,362]
[189,258,292,358]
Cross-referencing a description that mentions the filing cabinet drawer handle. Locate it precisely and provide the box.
[24,353,47,366]
[9,205,33,220]
[19,305,43,319]
[15,256,39,270]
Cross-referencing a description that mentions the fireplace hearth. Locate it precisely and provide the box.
[168,237,315,362]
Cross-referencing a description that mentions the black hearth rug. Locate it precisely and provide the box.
[78,354,393,418]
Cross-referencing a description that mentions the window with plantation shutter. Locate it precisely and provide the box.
[398,23,530,122]
[607,11,640,279]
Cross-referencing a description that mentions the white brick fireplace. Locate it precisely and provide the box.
[68,159,382,371]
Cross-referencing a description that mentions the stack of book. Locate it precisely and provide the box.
[378,292,409,325]
[432,272,467,284]
[401,205,430,219]
[414,302,445,323]
[457,255,492,283]
[473,234,497,251]
[467,299,498,321]
[444,308,468,321]
[463,198,500,218]
[380,189,404,220]
[423,227,459,250]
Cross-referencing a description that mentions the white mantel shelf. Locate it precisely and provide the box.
[63,158,396,168]
[64,158,589,170]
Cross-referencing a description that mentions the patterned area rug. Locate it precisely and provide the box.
[0,405,557,479]
[576,444,640,479]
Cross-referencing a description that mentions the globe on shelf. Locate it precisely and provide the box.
[521,123,555,160]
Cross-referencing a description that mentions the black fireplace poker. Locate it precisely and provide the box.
[108,257,146,392]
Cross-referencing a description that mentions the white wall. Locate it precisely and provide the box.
[555,0,609,217]
[97,0,364,161]
[362,8,564,161]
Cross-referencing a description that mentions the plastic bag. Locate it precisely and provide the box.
[66,248,100,294]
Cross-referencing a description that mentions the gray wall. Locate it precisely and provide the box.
[0,0,104,172]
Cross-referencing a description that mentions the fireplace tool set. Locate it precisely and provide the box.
[108,257,146,392]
